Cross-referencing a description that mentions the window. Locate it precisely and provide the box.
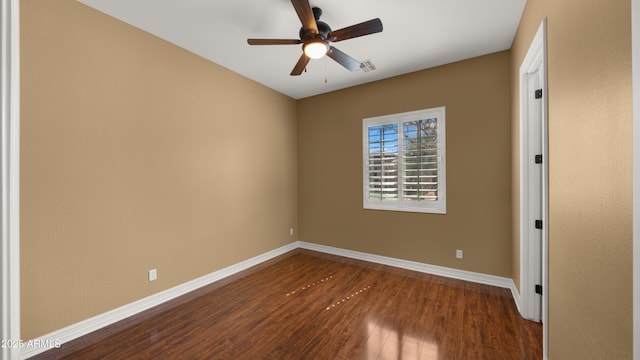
[363,107,446,213]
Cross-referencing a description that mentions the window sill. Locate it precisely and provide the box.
[363,204,446,214]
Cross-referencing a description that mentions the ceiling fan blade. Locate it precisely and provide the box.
[290,53,311,76]
[329,18,383,42]
[247,39,302,45]
[291,0,318,33]
[327,46,360,72]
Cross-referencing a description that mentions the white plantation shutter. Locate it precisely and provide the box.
[363,107,446,214]
[367,124,398,200]
[402,119,439,201]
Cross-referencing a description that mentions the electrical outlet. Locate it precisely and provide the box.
[290,228,294,236]
[456,250,463,259]
[148,269,157,282]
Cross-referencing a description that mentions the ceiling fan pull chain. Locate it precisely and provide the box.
[324,57,328,83]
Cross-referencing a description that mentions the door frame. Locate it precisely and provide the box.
[632,0,640,358]
[1,0,21,359]
[519,18,549,357]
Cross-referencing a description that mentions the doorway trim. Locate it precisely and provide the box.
[519,18,548,358]
[632,0,640,358]
[1,0,21,359]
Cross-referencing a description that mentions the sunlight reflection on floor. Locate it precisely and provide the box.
[367,316,439,359]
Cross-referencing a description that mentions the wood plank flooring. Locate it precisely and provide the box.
[31,249,542,359]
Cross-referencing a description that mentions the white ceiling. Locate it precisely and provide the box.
[78,0,526,99]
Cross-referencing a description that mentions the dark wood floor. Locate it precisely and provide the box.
[32,249,542,359]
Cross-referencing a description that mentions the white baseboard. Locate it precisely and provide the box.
[22,240,523,359]
[297,241,522,312]
[20,242,298,359]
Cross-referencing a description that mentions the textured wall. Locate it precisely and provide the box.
[21,0,298,339]
[511,0,632,358]
[298,51,513,277]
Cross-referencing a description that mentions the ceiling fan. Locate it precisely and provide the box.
[247,0,383,76]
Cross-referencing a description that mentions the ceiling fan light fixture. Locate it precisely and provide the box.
[303,40,329,59]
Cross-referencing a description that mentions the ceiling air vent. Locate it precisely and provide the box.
[359,59,376,72]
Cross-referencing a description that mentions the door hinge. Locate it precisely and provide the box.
[535,154,543,164]
[535,220,543,229]
[535,88,543,99]
[535,284,543,295]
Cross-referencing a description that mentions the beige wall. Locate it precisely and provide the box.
[511,0,632,358]
[21,0,298,339]
[298,51,513,277]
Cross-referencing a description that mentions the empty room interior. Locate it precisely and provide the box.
[9,0,633,359]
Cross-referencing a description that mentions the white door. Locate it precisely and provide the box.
[520,19,548,356]
[519,20,547,325]
[526,69,543,322]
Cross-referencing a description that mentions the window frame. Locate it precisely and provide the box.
[362,106,446,214]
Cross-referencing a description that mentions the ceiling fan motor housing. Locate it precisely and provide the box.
[299,7,331,42]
